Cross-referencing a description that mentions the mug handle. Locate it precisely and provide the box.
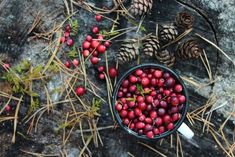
[177,122,194,139]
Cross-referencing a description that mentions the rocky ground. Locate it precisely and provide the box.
[0,0,234,157]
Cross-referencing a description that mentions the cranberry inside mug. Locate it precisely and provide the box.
[112,64,188,140]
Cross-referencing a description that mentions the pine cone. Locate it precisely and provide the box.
[159,25,178,44]
[175,12,194,29]
[143,35,160,57]
[130,0,153,16]
[177,40,202,59]
[117,40,139,64]
[156,50,175,67]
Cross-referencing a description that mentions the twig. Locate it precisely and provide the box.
[138,142,167,157]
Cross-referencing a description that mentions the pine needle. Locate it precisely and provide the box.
[138,142,167,157]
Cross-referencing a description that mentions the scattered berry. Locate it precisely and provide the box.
[75,86,86,96]
[108,67,118,78]
[95,14,102,22]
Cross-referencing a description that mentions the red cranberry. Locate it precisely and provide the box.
[97,44,106,53]
[98,66,105,72]
[163,115,172,124]
[163,90,171,96]
[86,35,93,42]
[134,108,142,117]
[135,69,143,76]
[128,101,135,108]
[146,131,154,139]
[167,123,174,130]
[158,108,166,116]
[138,129,144,135]
[122,104,128,110]
[98,73,105,80]
[129,75,138,83]
[82,41,91,49]
[128,111,135,119]
[129,85,137,93]
[138,115,146,121]
[136,122,145,129]
[145,117,153,124]
[147,74,153,79]
[126,93,132,98]
[64,61,71,68]
[64,32,70,37]
[120,98,126,104]
[138,102,147,110]
[115,103,122,111]
[171,96,179,106]
[144,124,153,132]
[146,95,153,103]
[151,78,158,86]
[129,123,135,129]
[72,59,79,67]
[174,84,183,93]
[172,113,180,122]
[122,88,128,93]
[66,38,74,47]
[82,50,90,57]
[150,111,157,119]
[159,87,164,93]
[150,90,157,97]
[120,110,128,118]
[65,25,71,31]
[91,40,100,48]
[155,117,163,126]
[75,86,86,96]
[5,105,11,112]
[153,99,160,107]
[121,79,129,88]
[123,118,130,125]
[160,101,168,108]
[90,57,100,65]
[104,41,111,47]
[97,35,104,41]
[153,128,160,135]
[137,96,144,103]
[95,14,102,22]
[117,91,123,98]
[146,104,152,111]
[170,106,179,114]
[159,126,165,134]
[92,26,99,34]
[165,77,175,87]
[178,95,186,103]
[154,70,163,78]
[157,94,163,100]
[60,36,66,43]
[141,77,150,87]
[92,51,99,57]
[158,78,165,87]
[108,67,118,78]
[163,72,171,79]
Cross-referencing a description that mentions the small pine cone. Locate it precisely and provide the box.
[117,41,139,64]
[159,25,178,44]
[156,50,175,67]
[130,0,153,16]
[175,12,194,29]
[143,35,160,57]
[177,40,202,59]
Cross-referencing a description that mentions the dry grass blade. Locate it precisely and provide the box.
[12,95,23,143]
[79,135,93,157]
[200,50,213,81]
[128,152,135,157]
[138,142,167,157]
[177,133,184,157]
[21,150,59,157]
[28,12,42,35]
[196,33,235,66]
[209,128,233,157]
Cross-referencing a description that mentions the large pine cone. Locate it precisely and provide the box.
[143,35,160,57]
[175,12,194,29]
[177,40,202,59]
[159,25,178,44]
[130,0,153,16]
[156,50,175,67]
[117,40,139,64]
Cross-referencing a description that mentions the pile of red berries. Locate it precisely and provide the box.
[60,25,74,47]
[115,68,186,139]
[97,66,118,80]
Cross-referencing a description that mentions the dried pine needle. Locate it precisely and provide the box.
[138,142,167,157]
